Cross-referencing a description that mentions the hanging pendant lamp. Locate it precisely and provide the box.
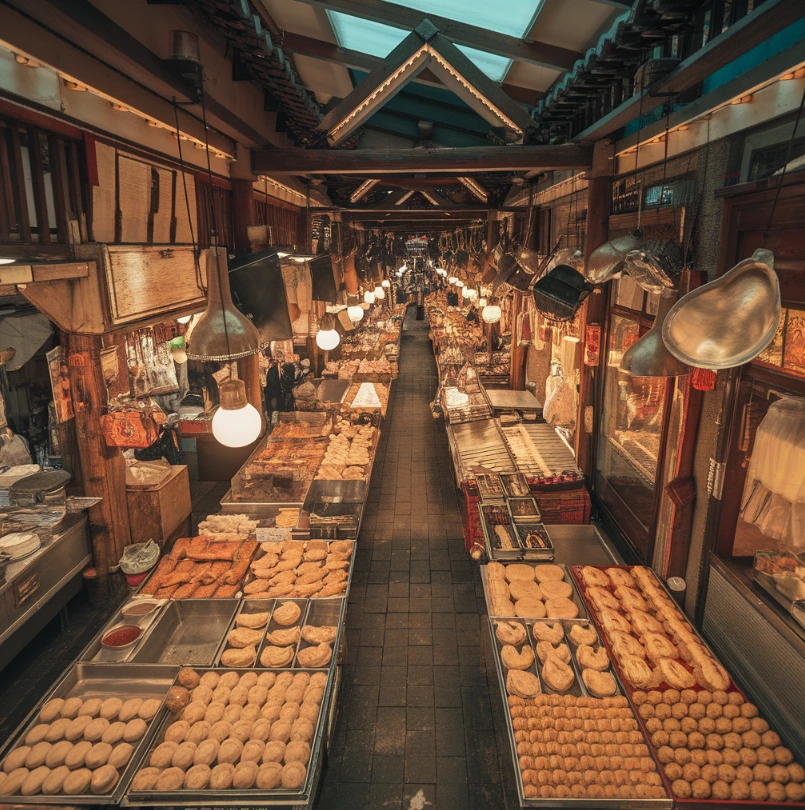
[620,294,690,377]
[316,313,341,351]
[212,379,262,448]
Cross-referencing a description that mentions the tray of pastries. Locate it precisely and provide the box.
[137,537,258,600]
[573,565,805,807]
[124,667,331,805]
[240,540,353,601]
[489,620,670,806]
[216,598,343,671]
[501,472,531,498]
[480,504,521,560]
[0,663,176,804]
[482,562,588,621]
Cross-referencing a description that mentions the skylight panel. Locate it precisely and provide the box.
[328,11,513,81]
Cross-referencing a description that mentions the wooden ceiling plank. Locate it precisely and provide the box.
[292,0,581,71]
[253,144,592,174]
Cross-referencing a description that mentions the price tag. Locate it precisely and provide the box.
[256,527,291,543]
[14,571,40,607]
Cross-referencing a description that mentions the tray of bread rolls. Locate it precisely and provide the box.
[572,565,805,808]
[487,617,671,807]
[481,562,588,621]
[0,663,178,804]
[215,597,345,671]
[122,666,335,805]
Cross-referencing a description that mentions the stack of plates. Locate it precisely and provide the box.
[0,532,41,560]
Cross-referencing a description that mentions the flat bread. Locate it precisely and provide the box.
[538,580,573,600]
[534,564,565,583]
[508,580,543,602]
[514,598,546,619]
[506,669,540,699]
[544,597,579,619]
[504,564,535,582]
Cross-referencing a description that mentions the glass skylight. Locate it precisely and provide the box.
[327,11,516,82]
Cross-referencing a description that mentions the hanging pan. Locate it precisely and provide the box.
[620,293,690,377]
[532,265,593,322]
[492,251,519,292]
[623,238,683,294]
[585,230,642,285]
[662,249,781,370]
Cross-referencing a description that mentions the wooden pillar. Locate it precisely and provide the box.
[231,179,255,256]
[237,352,264,425]
[67,333,131,592]
[575,140,613,476]
[509,293,528,391]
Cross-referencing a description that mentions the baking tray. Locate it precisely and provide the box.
[219,488,306,518]
[0,663,178,805]
[129,600,238,667]
[481,562,588,620]
[122,666,336,807]
[507,496,541,523]
[480,503,522,561]
[571,565,805,810]
[512,522,555,561]
[81,599,168,663]
[500,472,531,498]
[486,620,671,809]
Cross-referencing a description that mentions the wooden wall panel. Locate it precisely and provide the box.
[92,141,116,243]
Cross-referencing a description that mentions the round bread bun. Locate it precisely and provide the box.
[138,699,161,722]
[208,763,235,790]
[544,597,579,619]
[40,699,65,723]
[101,721,127,746]
[78,698,102,718]
[45,740,73,769]
[504,564,535,583]
[63,767,92,795]
[64,740,92,770]
[42,765,71,795]
[123,719,147,743]
[184,764,211,790]
[539,580,573,600]
[65,716,92,741]
[177,669,201,690]
[155,767,184,791]
[130,767,161,791]
[256,762,282,789]
[508,581,543,601]
[109,743,134,770]
[24,724,50,746]
[100,698,122,721]
[534,564,565,583]
[4,747,31,773]
[1,767,30,796]
[60,698,83,720]
[514,598,546,619]
[118,699,143,723]
[90,764,119,795]
[21,765,50,796]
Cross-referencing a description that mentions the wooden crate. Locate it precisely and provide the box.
[126,465,191,547]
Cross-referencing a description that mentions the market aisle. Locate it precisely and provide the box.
[318,308,517,810]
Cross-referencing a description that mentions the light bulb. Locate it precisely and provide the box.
[479,298,487,308]
[482,305,502,324]
[316,328,341,350]
[348,305,364,322]
[375,286,385,300]
[456,280,464,289]
[212,403,261,447]
[448,276,458,285]
[462,286,471,298]
[0,258,15,265]
[381,279,390,288]
[364,291,375,304]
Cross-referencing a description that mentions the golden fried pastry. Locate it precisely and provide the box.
[42,765,70,795]
[247,686,268,707]
[256,762,283,789]
[206,763,233,790]
[630,610,664,635]
[25,742,52,769]
[130,767,161,792]
[240,740,265,764]
[266,627,300,647]
[695,659,731,692]
[191,685,213,705]
[281,762,306,789]
[505,564,536,582]
[544,597,579,619]
[155,767,185,792]
[84,742,112,769]
[1,767,30,796]
[536,641,570,664]
[297,643,332,668]
[495,621,527,646]
[607,568,636,588]
[227,628,264,649]
[542,657,575,692]
[124,719,147,742]
[301,625,338,645]
[598,609,632,635]
[658,658,696,690]
[193,739,220,767]
[272,602,302,626]
[181,703,207,725]
[78,698,102,718]
[514,598,546,619]
[45,740,73,768]
[580,565,611,588]
[172,741,197,770]
[587,586,621,612]
[508,580,543,601]
[576,644,609,671]
[230,720,253,743]
[40,699,65,723]
[218,739,244,765]
[63,768,93,795]
[100,698,122,721]
[534,564,565,583]
[609,630,646,659]
[539,580,573,600]
[568,623,598,646]
[186,721,211,746]
[229,685,250,707]
[620,655,658,690]
[90,764,118,795]
[501,644,535,670]
[506,669,541,699]
[165,687,191,715]
[21,765,50,796]
[583,669,617,697]
[615,585,649,612]
[643,632,679,663]
[260,646,295,668]
[177,669,201,690]
[221,646,257,668]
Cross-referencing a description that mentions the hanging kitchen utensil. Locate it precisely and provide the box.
[492,251,519,292]
[532,265,593,322]
[514,244,542,275]
[662,248,780,370]
[622,238,683,294]
[585,230,642,285]
[620,293,690,377]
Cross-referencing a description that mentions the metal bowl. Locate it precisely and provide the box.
[662,249,780,370]
[585,231,641,284]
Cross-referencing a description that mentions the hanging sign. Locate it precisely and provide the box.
[584,325,601,367]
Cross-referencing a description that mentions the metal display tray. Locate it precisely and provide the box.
[479,503,522,561]
[122,666,337,807]
[507,496,541,523]
[480,562,587,620]
[511,522,555,562]
[486,620,671,810]
[214,597,345,670]
[81,599,168,663]
[129,600,239,667]
[219,488,307,520]
[0,663,178,805]
[500,472,531,498]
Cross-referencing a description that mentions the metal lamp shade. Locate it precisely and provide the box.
[532,265,593,322]
[585,231,642,285]
[662,249,780,370]
[187,247,262,361]
[623,239,683,295]
[620,295,690,377]
[492,253,519,292]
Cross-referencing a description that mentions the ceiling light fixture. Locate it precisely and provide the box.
[316,312,341,351]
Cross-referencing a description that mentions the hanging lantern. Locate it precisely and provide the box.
[467,289,478,302]
[316,313,341,351]
[478,297,487,308]
[482,297,502,324]
[364,290,376,304]
[374,285,386,300]
[462,286,471,299]
[187,247,262,362]
[347,299,364,323]
[381,279,390,289]
[456,280,464,289]
[212,379,262,448]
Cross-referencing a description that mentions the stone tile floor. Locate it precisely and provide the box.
[316,309,518,809]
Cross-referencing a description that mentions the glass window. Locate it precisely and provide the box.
[383,0,542,38]
[597,313,668,554]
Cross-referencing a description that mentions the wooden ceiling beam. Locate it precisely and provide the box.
[574,0,805,143]
[291,0,581,71]
[253,144,592,174]
[282,32,539,106]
